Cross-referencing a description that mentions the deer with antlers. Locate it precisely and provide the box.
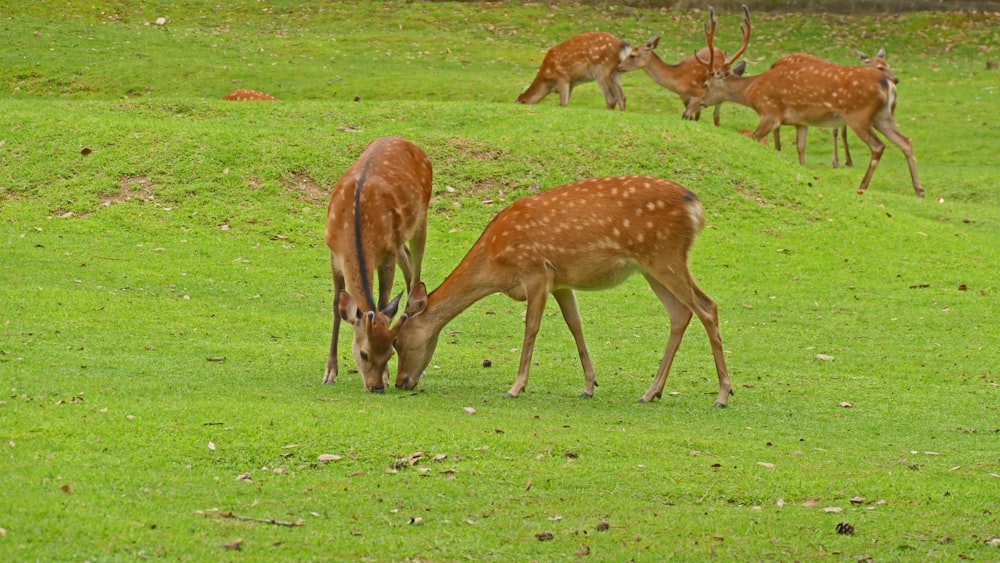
[615,36,742,125]
[517,32,635,110]
[392,175,733,407]
[769,49,900,169]
[324,136,432,392]
[688,7,923,197]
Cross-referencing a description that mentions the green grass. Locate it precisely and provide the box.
[2,1,998,560]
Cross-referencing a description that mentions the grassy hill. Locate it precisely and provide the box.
[1,2,998,560]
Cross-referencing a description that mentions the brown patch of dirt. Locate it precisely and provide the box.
[280,173,328,205]
[734,181,768,207]
[448,138,508,162]
[100,176,156,206]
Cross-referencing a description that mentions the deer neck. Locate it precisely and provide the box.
[643,52,689,91]
[712,73,756,108]
[419,244,500,335]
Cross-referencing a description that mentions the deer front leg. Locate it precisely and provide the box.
[795,126,808,166]
[552,288,598,398]
[557,81,572,107]
[324,271,346,384]
[841,127,853,167]
[505,283,549,398]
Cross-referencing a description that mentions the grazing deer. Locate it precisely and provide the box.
[222,89,278,101]
[689,7,923,196]
[517,32,634,110]
[393,176,733,407]
[324,137,433,392]
[770,50,900,169]
[615,36,742,125]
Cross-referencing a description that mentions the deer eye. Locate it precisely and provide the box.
[360,351,369,362]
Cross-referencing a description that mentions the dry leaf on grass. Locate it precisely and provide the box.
[318,454,342,462]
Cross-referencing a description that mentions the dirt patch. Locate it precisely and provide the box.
[281,172,328,205]
[101,175,156,206]
[448,138,508,162]
[734,181,768,207]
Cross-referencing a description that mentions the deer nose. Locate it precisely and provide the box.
[370,386,385,394]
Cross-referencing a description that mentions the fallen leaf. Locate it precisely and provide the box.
[60,484,72,494]
[816,354,835,361]
[223,538,243,551]
[463,407,476,415]
[822,506,844,513]
[535,532,554,541]
[850,496,866,505]
[432,453,448,462]
[208,441,216,451]
[596,521,610,531]
[802,499,821,507]
[409,517,424,525]
[757,462,776,469]
[548,515,563,522]
[839,402,853,408]
[318,454,342,462]
[235,472,252,482]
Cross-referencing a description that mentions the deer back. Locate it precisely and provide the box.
[326,137,432,304]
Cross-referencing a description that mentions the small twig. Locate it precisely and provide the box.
[214,511,304,527]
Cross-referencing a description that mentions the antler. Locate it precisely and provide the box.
[695,5,751,70]
[694,7,717,68]
[724,5,752,67]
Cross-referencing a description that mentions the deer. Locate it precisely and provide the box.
[392,175,733,408]
[324,136,433,392]
[517,32,635,110]
[768,49,900,169]
[688,6,923,197]
[222,88,279,101]
[615,36,743,125]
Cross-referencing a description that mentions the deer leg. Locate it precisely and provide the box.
[324,266,346,384]
[795,125,808,166]
[639,275,692,403]
[874,120,924,197]
[552,288,598,398]
[712,103,721,126]
[752,118,780,146]
[831,128,840,169]
[772,127,782,152]
[408,222,428,290]
[557,81,571,107]
[643,271,731,407]
[848,124,887,195]
[396,247,414,294]
[610,72,626,111]
[841,127,853,167]
[595,75,619,111]
[506,281,548,398]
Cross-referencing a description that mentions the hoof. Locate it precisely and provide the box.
[579,392,594,399]
[503,392,517,398]
[322,376,336,385]
[637,397,650,403]
[713,401,728,408]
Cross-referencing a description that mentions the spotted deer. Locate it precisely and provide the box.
[324,137,432,392]
[517,32,634,110]
[392,176,732,407]
[689,7,923,196]
[615,36,742,125]
[769,49,900,169]
[222,89,278,101]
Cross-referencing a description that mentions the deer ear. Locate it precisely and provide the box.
[338,292,361,323]
[732,61,747,76]
[877,47,886,58]
[404,282,429,317]
[382,292,403,319]
[857,49,870,61]
[647,35,660,49]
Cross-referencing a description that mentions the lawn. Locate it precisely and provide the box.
[1,1,998,560]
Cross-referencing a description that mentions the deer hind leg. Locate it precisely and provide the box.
[831,128,841,168]
[552,288,598,398]
[610,71,626,111]
[841,127,853,167]
[639,275,692,404]
[848,124,887,195]
[594,74,620,111]
[506,280,549,398]
[874,119,924,197]
[643,271,731,407]
[325,267,346,384]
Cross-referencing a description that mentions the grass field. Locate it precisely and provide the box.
[1,1,998,560]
